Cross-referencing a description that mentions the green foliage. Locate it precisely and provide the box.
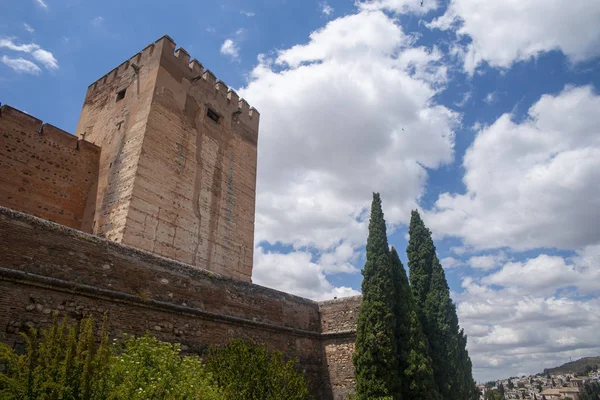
[2,318,310,400]
[353,193,400,400]
[390,247,439,400]
[407,210,477,400]
[406,210,435,317]
[0,315,111,400]
[107,334,222,400]
[580,381,600,400]
[206,338,310,400]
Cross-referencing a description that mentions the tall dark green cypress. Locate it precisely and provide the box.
[425,254,459,399]
[406,210,435,319]
[407,210,477,400]
[353,193,400,400]
[390,247,439,400]
[457,328,478,400]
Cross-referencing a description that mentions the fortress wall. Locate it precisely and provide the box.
[0,206,332,397]
[319,296,361,400]
[0,105,100,232]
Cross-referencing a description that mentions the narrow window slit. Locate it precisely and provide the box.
[207,108,220,123]
[116,89,126,102]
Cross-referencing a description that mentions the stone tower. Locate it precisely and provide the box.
[75,35,259,282]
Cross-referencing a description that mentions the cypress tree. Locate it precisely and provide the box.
[390,247,440,400]
[406,210,435,319]
[353,193,400,400]
[457,328,478,400]
[407,210,477,400]
[423,254,458,399]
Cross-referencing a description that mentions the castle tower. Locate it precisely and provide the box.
[75,35,259,282]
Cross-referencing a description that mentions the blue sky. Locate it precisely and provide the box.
[2,0,600,383]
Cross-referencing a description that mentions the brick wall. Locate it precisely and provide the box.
[0,106,100,232]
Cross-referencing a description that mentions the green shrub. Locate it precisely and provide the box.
[206,339,311,400]
[0,315,111,400]
[106,334,222,400]
[1,319,312,400]
[0,317,222,400]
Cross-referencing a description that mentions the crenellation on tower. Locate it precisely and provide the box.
[0,105,100,232]
[202,69,217,85]
[73,34,260,281]
[189,59,203,75]
[227,88,240,104]
[249,106,260,121]
[175,47,191,65]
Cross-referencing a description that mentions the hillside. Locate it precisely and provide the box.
[541,357,600,376]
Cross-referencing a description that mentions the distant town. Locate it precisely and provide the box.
[479,358,600,400]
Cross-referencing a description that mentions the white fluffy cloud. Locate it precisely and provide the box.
[23,23,35,34]
[1,55,41,74]
[426,85,600,252]
[220,39,239,60]
[484,251,600,295]
[467,252,507,271]
[0,37,58,71]
[0,38,39,53]
[253,247,360,300]
[32,49,58,69]
[241,10,457,299]
[456,248,600,380]
[441,256,462,268]
[428,0,600,73]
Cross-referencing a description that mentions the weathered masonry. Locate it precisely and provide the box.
[0,207,359,399]
[0,106,100,231]
[0,35,360,400]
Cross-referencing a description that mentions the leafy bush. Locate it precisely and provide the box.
[0,315,111,400]
[0,316,221,400]
[1,318,313,400]
[106,334,222,400]
[206,339,311,400]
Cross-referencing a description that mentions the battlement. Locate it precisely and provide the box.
[85,35,259,124]
[0,104,100,232]
[0,105,100,153]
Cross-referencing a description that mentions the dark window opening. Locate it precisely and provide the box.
[207,108,220,123]
[116,89,126,102]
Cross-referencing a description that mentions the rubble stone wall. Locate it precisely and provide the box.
[319,296,361,400]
